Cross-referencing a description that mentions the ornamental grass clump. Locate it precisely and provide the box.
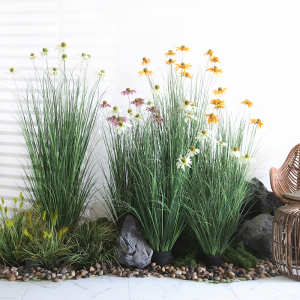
[102,46,215,252]
[11,42,105,228]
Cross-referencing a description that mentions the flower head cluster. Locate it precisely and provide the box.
[213,87,227,96]
[176,45,191,52]
[55,42,69,53]
[242,99,253,108]
[197,129,211,141]
[166,58,176,65]
[165,50,176,57]
[138,68,153,77]
[204,49,213,56]
[151,85,162,95]
[131,98,145,107]
[100,100,111,108]
[207,66,223,76]
[176,155,192,171]
[205,113,219,124]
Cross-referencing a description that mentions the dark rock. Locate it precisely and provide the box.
[82,275,88,279]
[208,276,214,280]
[115,215,153,269]
[135,274,141,278]
[246,178,283,219]
[240,214,273,257]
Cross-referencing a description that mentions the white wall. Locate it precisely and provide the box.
[1,0,300,212]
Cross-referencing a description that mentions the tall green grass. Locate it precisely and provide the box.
[103,60,215,251]
[17,58,104,228]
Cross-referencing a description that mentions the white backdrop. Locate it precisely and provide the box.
[1,0,300,213]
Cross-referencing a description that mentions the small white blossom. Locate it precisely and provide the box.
[5,68,19,78]
[29,53,36,60]
[181,100,192,111]
[110,106,122,116]
[48,67,61,77]
[196,130,211,141]
[55,42,69,53]
[229,147,241,158]
[187,146,200,157]
[216,140,227,147]
[184,113,197,123]
[176,155,192,171]
[240,154,255,164]
[115,121,132,134]
[94,69,107,80]
[126,109,136,117]
[40,48,49,56]
[132,113,143,122]
[59,54,69,62]
[151,85,162,95]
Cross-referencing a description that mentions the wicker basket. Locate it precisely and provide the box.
[273,205,300,280]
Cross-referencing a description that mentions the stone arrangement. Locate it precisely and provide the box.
[0,259,280,283]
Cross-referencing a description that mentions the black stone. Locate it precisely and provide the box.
[208,276,214,280]
[135,274,141,278]
[82,275,88,279]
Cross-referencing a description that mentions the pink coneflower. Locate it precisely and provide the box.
[121,88,136,96]
[100,100,111,108]
[153,113,163,124]
[131,98,145,107]
[107,116,129,126]
[146,106,159,114]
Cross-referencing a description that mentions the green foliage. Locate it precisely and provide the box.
[173,254,198,269]
[185,113,257,256]
[223,241,258,269]
[103,60,213,251]
[0,195,27,265]
[70,217,119,267]
[17,55,104,228]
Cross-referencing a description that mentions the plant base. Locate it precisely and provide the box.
[152,250,172,267]
[25,259,39,267]
[205,254,222,267]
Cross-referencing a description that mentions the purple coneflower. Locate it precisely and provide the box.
[131,98,145,107]
[121,88,136,96]
[153,113,163,124]
[100,100,111,108]
[146,106,158,114]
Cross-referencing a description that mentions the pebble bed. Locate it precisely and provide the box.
[0,259,280,283]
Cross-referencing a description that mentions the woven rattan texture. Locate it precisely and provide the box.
[270,143,300,205]
[273,205,300,281]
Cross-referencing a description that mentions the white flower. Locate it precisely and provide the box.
[40,48,49,56]
[146,99,154,106]
[59,54,69,62]
[87,54,92,61]
[132,113,143,122]
[151,85,162,95]
[94,69,107,80]
[126,109,136,117]
[5,68,19,78]
[216,140,227,147]
[229,147,241,158]
[48,67,61,77]
[190,103,197,111]
[196,129,211,141]
[55,42,69,53]
[187,146,200,157]
[176,155,192,171]
[79,53,88,60]
[115,121,132,134]
[240,154,255,164]
[181,100,192,111]
[29,53,36,60]
[184,112,197,123]
[110,106,122,116]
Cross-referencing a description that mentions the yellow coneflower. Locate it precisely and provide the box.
[48,231,53,238]
[4,206,7,214]
[62,226,69,234]
[27,211,32,220]
[241,99,253,108]
[20,192,24,201]
[6,219,14,227]
[142,57,151,66]
[210,56,220,63]
[175,45,191,52]
[213,87,227,96]
[165,50,176,57]
[207,66,223,76]
[42,231,48,238]
[251,119,264,129]
[165,58,176,65]
[19,202,23,210]
[205,113,219,124]
[23,228,29,236]
[27,219,32,228]
[58,229,63,239]
[28,234,33,241]
[175,62,192,73]
[210,99,222,105]
[42,211,46,221]
[204,49,213,56]
[1,197,4,205]
[180,72,193,79]
[13,197,17,204]
[213,101,225,110]
[138,68,153,77]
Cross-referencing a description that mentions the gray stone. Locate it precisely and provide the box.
[246,178,283,219]
[240,214,273,257]
[115,215,153,269]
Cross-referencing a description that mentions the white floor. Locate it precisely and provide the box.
[0,275,299,300]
